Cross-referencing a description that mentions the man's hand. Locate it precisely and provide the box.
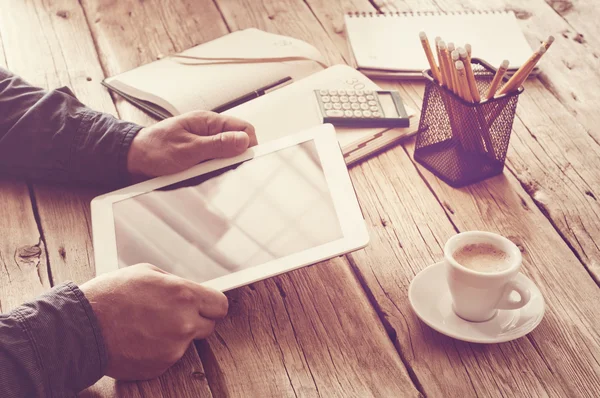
[127,111,257,178]
[80,264,228,380]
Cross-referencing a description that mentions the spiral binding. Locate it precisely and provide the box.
[346,10,507,18]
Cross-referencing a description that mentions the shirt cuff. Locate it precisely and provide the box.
[70,108,143,187]
[14,282,108,395]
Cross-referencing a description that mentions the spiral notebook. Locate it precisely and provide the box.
[345,11,536,79]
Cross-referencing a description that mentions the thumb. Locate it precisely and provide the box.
[194,131,250,162]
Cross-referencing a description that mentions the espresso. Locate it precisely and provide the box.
[453,243,511,273]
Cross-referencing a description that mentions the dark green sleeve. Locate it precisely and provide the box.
[0,67,142,186]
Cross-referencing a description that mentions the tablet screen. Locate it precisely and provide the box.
[112,140,343,283]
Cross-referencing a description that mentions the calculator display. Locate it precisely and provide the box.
[378,93,399,117]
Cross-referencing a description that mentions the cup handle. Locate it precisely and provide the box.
[497,277,531,310]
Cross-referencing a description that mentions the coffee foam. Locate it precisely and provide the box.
[453,243,511,273]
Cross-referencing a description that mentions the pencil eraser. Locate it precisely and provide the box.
[438,41,447,49]
[465,43,472,52]
[547,35,555,44]
[435,36,441,43]
[419,31,427,40]
[500,60,510,69]
[447,42,455,51]
[451,50,459,60]
[455,60,464,70]
[458,47,467,58]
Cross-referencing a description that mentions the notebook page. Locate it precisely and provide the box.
[224,65,415,150]
[346,11,533,72]
[104,29,325,115]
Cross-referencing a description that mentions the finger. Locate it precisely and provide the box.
[193,318,216,340]
[191,131,250,162]
[183,281,229,319]
[211,114,257,147]
[178,111,258,147]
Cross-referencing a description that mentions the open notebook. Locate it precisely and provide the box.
[223,65,418,166]
[345,11,536,79]
[103,29,326,118]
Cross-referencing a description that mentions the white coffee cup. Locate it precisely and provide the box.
[444,231,531,322]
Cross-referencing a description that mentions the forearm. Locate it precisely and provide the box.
[0,68,142,186]
[0,283,107,397]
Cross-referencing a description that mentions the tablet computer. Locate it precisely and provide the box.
[91,124,369,291]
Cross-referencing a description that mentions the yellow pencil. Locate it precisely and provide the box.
[458,47,480,102]
[542,35,555,51]
[419,32,442,83]
[434,37,445,86]
[451,50,461,96]
[455,61,473,103]
[497,45,547,96]
[485,59,509,100]
[438,41,452,91]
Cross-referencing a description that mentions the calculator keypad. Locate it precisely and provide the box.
[316,89,387,120]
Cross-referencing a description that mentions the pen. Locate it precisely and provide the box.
[212,76,293,113]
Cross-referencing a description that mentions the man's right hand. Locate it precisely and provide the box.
[79,263,228,380]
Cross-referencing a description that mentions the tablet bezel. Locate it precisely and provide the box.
[91,124,369,291]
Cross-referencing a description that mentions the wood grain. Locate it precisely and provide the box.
[3,0,600,397]
[0,23,51,314]
[200,259,419,397]
[81,0,420,396]
[423,0,600,286]
[214,0,346,65]
[0,1,211,396]
[306,0,600,395]
[80,0,228,126]
[377,0,600,279]
[389,69,600,398]
[0,180,51,312]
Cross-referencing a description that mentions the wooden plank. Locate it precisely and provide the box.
[305,0,600,395]
[388,68,600,397]
[214,0,346,65]
[199,258,418,397]
[0,22,51,314]
[543,0,600,53]
[81,0,228,125]
[382,0,600,284]
[377,0,600,146]
[380,0,600,283]
[0,1,211,396]
[82,0,420,395]
[0,180,51,313]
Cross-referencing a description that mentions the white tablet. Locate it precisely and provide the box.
[91,124,369,291]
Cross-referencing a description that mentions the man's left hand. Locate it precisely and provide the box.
[127,111,257,178]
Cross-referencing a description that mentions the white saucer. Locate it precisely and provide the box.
[408,262,545,344]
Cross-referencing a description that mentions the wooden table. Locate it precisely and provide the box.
[1,0,600,396]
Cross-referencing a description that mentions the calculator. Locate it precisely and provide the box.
[314,89,410,128]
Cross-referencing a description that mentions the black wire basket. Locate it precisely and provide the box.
[414,58,523,187]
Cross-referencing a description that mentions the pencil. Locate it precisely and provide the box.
[455,61,473,103]
[447,42,456,91]
[497,45,547,96]
[465,43,472,59]
[419,32,442,82]
[458,47,480,102]
[435,37,445,86]
[447,42,456,56]
[485,59,509,100]
[542,35,555,51]
[451,50,461,96]
[438,41,452,90]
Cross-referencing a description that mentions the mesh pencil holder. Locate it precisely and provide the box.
[414,58,523,187]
